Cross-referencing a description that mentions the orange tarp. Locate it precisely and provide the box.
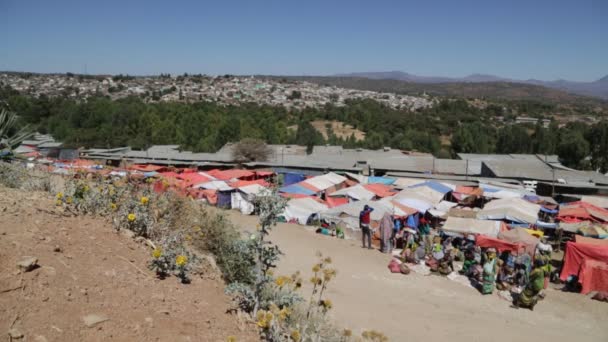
[129,164,165,172]
[364,184,397,198]
[230,179,270,188]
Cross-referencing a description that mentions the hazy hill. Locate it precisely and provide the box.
[335,71,608,99]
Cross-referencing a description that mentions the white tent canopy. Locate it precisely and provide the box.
[428,200,458,218]
[194,180,233,191]
[282,198,328,225]
[322,200,394,230]
[581,196,608,209]
[442,217,502,238]
[477,198,541,224]
[328,184,375,201]
[303,172,347,191]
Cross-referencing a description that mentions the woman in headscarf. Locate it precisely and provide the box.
[379,212,394,253]
[514,258,546,310]
[481,248,498,295]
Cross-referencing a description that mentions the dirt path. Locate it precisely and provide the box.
[0,187,258,342]
[225,210,608,342]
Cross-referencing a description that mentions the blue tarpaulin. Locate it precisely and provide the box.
[368,176,396,185]
[217,190,233,209]
[283,172,306,186]
[410,181,452,194]
[540,207,558,214]
[279,183,316,196]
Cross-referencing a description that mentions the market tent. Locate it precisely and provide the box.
[428,200,458,218]
[392,177,426,189]
[325,196,348,208]
[231,184,268,215]
[581,196,608,209]
[207,169,255,181]
[363,183,396,198]
[194,180,233,191]
[129,164,165,172]
[393,197,433,213]
[558,202,608,223]
[575,235,608,246]
[177,172,213,187]
[367,176,396,185]
[394,187,444,206]
[477,198,541,224]
[279,183,317,196]
[303,172,347,191]
[442,217,502,238]
[476,235,522,253]
[560,241,608,294]
[378,198,418,217]
[479,183,529,199]
[498,228,540,256]
[282,172,306,186]
[328,184,375,201]
[410,181,454,194]
[282,198,328,225]
[229,179,270,188]
[321,200,394,230]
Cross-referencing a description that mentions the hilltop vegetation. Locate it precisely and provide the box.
[1,83,607,172]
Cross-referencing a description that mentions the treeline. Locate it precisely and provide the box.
[1,85,607,172]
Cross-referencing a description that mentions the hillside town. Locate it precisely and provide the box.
[0,72,434,110]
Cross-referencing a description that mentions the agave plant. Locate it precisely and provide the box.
[0,108,33,151]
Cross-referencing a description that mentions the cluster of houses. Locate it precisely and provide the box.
[0,73,433,110]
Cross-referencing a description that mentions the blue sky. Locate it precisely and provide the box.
[1,0,606,81]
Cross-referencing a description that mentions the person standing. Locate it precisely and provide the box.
[379,212,394,253]
[359,205,374,249]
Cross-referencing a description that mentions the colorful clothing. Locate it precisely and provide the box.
[481,258,497,294]
[518,268,545,308]
[379,213,394,253]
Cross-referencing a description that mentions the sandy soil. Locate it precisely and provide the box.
[0,187,258,342]
[225,210,608,342]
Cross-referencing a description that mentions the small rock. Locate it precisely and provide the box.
[144,317,153,326]
[82,314,109,328]
[34,336,48,342]
[53,245,62,253]
[42,296,50,302]
[38,235,46,241]
[8,328,24,339]
[80,288,88,296]
[121,229,135,239]
[17,256,38,272]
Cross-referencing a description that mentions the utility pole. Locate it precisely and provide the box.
[551,167,556,198]
[465,159,469,181]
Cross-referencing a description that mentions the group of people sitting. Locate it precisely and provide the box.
[359,206,553,311]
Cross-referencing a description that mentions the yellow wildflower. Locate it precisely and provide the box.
[274,276,285,287]
[278,307,291,321]
[66,196,73,204]
[312,264,321,273]
[320,299,333,310]
[323,257,332,264]
[152,248,162,259]
[176,255,188,267]
[83,185,90,192]
[256,310,271,328]
[55,199,62,206]
[56,192,64,199]
[226,336,237,342]
[185,234,192,241]
[290,330,301,342]
[193,226,201,232]
[110,203,117,210]
[140,196,149,205]
[127,213,136,222]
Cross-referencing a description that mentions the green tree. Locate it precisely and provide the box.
[557,130,590,169]
[587,121,608,173]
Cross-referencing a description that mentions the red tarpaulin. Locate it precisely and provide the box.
[129,164,165,172]
[575,235,608,246]
[255,171,275,178]
[177,172,212,187]
[363,184,397,198]
[207,169,255,181]
[558,201,608,223]
[476,235,522,254]
[578,259,608,294]
[229,179,270,188]
[325,196,349,208]
[560,241,608,294]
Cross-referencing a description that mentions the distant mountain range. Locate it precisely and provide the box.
[335,71,608,99]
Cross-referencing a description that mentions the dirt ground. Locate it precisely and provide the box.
[0,187,258,342]
[225,210,608,342]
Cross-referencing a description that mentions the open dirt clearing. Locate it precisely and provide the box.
[225,210,608,342]
[0,187,257,342]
